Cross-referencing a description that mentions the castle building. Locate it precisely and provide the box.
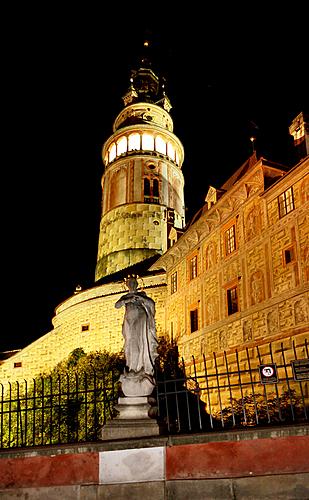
[151,153,308,376]
[0,54,308,388]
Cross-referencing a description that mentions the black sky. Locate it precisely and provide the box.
[2,6,307,351]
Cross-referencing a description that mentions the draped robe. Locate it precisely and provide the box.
[115,291,158,376]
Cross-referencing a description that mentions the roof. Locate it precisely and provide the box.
[220,152,258,190]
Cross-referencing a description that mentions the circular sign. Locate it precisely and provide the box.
[262,366,274,377]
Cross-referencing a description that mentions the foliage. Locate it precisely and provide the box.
[155,336,183,379]
[0,348,125,448]
[213,389,305,428]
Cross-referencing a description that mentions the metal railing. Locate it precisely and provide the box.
[0,340,308,449]
[155,340,309,433]
[0,368,119,449]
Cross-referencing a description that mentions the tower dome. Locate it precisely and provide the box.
[95,53,185,281]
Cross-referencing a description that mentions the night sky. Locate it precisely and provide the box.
[2,6,307,351]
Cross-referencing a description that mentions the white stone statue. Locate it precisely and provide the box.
[115,275,158,396]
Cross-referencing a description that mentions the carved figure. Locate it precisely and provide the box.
[246,206,261,241]
[115,276,158,376]
[294,299,308,324]
[243,320,253,342]
[267,310,278,334]
[206,242,216,270]
[250,271,264,305]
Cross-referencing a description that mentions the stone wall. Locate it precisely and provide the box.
[0,425,308,499]
[96,202,167,279]
[0,274,167,385]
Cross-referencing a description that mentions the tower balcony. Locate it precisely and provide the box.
[102,125,184,168]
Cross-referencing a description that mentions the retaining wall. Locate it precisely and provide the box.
[0,425,308,499]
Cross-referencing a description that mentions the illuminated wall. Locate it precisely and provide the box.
[151,155,309,405]
[0,275,167,384]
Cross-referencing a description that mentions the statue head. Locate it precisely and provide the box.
[125,275,138,293]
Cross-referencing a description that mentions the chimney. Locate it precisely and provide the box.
[289,111,309,162]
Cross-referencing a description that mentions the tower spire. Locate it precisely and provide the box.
[122,40,171,112]
[95,47,185,281]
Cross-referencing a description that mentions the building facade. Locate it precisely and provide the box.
[151,153,309,406]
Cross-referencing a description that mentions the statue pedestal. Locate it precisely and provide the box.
[101,396,160,440]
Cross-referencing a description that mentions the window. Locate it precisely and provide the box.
[128,133,140,151]
[171,272,177,294]
[144,178,151,198]
[190,309,199,333]
[109,143,116,162]
[283,246,295,266]
[227,286,238,315]
[14,362,22,368]
[81,324,90,332]
[142,133,154,151]
[155,135,166,155]
[167,142,175,161]
[153,179,159,200]
[117,136,127,156]
[225,225,236,255]
[144,177,160,203]
[189,255,198,280]
[278,187,295,218]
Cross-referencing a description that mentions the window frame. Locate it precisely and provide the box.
[188,254,198,281]
[225,224,236,255]
[171,271,177,294]
[225,281,239,316]
[278,187,295,218]
[190,307,199,333]
[282,245,296,266]
[143,176,160,203]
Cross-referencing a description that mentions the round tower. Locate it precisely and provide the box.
[95,51,185,281]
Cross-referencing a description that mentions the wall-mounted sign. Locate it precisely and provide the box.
[259,364,278,384]
[291,359,309,381]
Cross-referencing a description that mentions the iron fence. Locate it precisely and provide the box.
[0,368,119,449]
[0,340,308,449]
[155,340,309,433]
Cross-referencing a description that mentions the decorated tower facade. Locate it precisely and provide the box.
[95,49,185,280]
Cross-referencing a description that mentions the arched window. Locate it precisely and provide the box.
[155,135,166,155]
[144,176,160,203]
[117,136,127,156]
[128,133,140,151]
[142,133,154,151]
[109,143,116,162]
[144,178,151,197]
[167,142,175,161]
[153,179,159,200]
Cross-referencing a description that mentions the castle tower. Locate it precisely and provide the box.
[95,45,185,281]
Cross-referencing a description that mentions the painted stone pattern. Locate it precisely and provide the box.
[153,157,309,405]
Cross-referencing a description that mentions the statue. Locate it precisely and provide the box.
[115,275,158,396]
[101,275,160,439]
